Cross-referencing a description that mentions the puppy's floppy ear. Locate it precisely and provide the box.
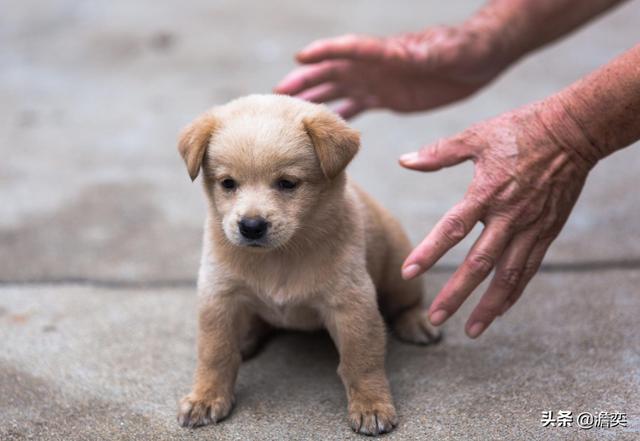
[178,111,219,181]
[303,111,360,179]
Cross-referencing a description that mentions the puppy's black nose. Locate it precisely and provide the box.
[238,217,268,240]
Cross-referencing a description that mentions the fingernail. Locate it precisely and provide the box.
[399,152,419,164]
[401,264,421,280]
[429,309,449,326]
[467,322,486,339]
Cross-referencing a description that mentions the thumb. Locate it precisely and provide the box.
[296,34,386,64]
[399,138,474,171]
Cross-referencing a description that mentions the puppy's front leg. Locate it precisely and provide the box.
[325,278,398,436]
[178,293,243,428]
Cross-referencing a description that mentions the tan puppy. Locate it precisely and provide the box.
[176,94,440,436]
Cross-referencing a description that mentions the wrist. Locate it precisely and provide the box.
[534,45,640,168]
[461,2,530,71]
[534,95,604,171]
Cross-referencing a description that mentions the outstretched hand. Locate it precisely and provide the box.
[275,26,509,119]
[399,101,593,338]
[275,4,638,340]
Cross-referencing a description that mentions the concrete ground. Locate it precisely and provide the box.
[1,1,639,440]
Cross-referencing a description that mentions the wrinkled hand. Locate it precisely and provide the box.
[275,25,509,119]
[400,101,594,338]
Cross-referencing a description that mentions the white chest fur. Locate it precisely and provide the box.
[242,270,325,331]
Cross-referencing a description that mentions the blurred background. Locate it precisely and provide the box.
[3,0,640,283]
[1,1,639,440]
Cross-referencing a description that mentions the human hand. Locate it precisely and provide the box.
[399,100,597,338]
[275,24,512,119]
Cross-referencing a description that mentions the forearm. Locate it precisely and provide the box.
[542,44,640,165]
[465,0,627,65]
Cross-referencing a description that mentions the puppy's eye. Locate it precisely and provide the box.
[220,178,237,190]
[277,179,297,191]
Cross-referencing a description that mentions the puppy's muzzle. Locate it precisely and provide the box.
[238,217,269,241]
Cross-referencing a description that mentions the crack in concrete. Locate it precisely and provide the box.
[1,259,639,289]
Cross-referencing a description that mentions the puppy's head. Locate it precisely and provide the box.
[178,95,360,250]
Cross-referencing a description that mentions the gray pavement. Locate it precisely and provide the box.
[1,0,639,440]
[2,271,640,440]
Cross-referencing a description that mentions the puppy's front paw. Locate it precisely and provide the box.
[392,307,443,345]
[177,392,234,428]
[348,400,398,436]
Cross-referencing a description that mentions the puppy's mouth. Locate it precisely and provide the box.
[238,238,270,249]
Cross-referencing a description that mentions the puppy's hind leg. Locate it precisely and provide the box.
[379,239,442,346]
[392,301,442,345]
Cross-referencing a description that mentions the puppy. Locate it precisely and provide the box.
[176,94,440,436]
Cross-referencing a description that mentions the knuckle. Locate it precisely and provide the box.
[457,129,484,150]
[326,63,343,79]
[424,139,444,158]
[540,213,559,233]
[496,268,522,289]
[441,214,467,243]
[466,253,495,277]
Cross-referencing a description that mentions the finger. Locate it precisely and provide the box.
[499,236,554,315]
[296,82,344,104]
[500,192,566,315]
[274,61,347,95]
[334,99,367,120]
[399,138,475,172]
[402,198,484,280]
[296,34,386,64]
[464,229,539,338]
[427,218,513,326]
